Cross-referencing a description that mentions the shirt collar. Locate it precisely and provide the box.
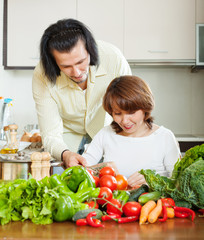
[56,64,107,89]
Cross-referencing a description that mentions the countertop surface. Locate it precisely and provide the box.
[175,134,204,142]
[0,213,203,240]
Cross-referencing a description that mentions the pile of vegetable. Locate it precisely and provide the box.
[139,144,204,209]
[0,144,203,227]
[73,184,196,227]
[0,166,99,225]
[0,165,133,226]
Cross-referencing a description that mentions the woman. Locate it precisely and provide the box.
[82,75,181,188]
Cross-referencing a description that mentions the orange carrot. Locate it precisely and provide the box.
[148,199,162,223]
[139,200,157,224]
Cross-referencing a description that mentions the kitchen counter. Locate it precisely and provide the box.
[0,213,203,240]
[175,135,204,153]
[175,134,204,142]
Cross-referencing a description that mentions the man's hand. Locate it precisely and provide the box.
[62,150,87,168]
[127,171,146,189]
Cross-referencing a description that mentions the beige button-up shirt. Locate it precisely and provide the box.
[32,41,132,160]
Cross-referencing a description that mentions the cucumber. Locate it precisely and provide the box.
[138,191,161,204]
[175,200,192,209]
[72,209,103,222]
[128,184,149,202]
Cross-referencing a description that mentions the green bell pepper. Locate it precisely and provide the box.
[50,174,73,195]
[113,190,130,205]
[75,187,100,203]
[77,179,89,192]
[53,195,75,222]
[61,166,95,192]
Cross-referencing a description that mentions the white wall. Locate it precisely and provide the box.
[131,66,204,136]
[0,0,204,136]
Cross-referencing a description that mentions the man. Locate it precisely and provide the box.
[32,19,131,171]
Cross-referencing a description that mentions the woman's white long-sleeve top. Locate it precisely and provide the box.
[83,125,181,178]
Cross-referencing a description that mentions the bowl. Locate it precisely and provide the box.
[18,141,31,151]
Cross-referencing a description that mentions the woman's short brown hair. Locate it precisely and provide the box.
[103,75,155,133]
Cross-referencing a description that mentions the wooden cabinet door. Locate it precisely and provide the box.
[124,0,195,60]
[77,0,124,52]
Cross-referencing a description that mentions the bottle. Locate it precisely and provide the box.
[0,126,12,154]
[0,124,19,154]
[0,98,13,140]
[9,124,19,153]
[3,98,13,126]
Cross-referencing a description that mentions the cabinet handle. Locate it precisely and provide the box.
[148,50,168,53]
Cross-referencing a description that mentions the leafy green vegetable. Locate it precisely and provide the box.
[139,169,177,200]
[176,160,204,208]
[0,166,100,225]
[172,143,204,180]
[139,160,204,209]
[0,176,55,225]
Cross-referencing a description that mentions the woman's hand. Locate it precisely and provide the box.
[62,150,87,168]
[127,171,146,189]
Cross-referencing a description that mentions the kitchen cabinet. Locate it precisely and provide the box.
[77,0,124,52]
[4,0,77,68]
[4,0,197,68]
[196,0,204,23]
[124,0,195,61]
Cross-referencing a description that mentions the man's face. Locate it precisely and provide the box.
[52,39,90,83]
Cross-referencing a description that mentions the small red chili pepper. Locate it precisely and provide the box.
[76,219,88,226]
[76,218,102,226]
[115,216,139,223]
[86,212,104,228]
[174,206,195,221]
[174,211,190,218]
[101,214,121,221]
[93,219,103,226]
[159,205,168,222]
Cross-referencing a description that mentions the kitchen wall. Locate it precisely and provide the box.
[0,0,204,136]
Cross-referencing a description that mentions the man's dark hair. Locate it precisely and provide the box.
[40,18,99,84]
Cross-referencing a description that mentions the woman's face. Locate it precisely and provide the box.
[112,105,145,137]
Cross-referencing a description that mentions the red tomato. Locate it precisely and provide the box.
[106,199,122,216]
[93,176,100,187]
[99,166,115,178]
[161,198,175,208]
[115,174,128,190]
[122,202,142,217]
[97,187,113,205]
[84,201,99,209]
[99,175,117,191]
